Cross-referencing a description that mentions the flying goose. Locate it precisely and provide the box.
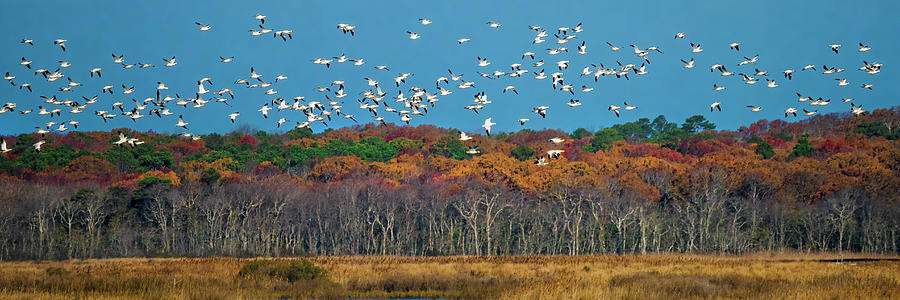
[746,105,762,112]
[419,18,432,25]
[163,56,177,67]
[803,109,817,116]
[33,140,46,152]
[858,42,871,52]
[713,84,726,91]
[729,42,742,51]
[785,107,798,117]
[457,38,471,44]
[337,23,356,36]
[482,118,496,136]
[783,69,794,80]
[228,112,240,123]
[690,43,703,53]
[90,68,102,77]
[710,102,722,112]
[195,22,212,31]
[674,32,687,39]
[220,56,234,63]
[681,58,695,69]
[486,21,501,28]
[606,42,621,51]
[851,103,866,116]
[20,57,32,69]
[407,31,421,39]
[829,44,841,53]
[175,115,189,129]
[624,102,637,110]
[567,99,582,107]
[255,14,266,23]
[53,39,66,51]
[477,57,491,67]
[258,104,272,118]
[20,39,33,46]
[861,83,873,90]
[503,86,518,94]
[577,41,587,54]
[459,132,472,141]
[608,104,621,117]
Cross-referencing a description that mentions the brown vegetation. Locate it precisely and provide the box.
[0,254,898,299]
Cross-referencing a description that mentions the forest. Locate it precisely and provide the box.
[0,108,898,260]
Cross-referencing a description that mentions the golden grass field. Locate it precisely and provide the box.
[1,253,898,299]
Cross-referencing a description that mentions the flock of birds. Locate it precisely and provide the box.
[0,14,885,165]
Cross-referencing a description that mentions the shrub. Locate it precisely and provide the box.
[238,260,327,283]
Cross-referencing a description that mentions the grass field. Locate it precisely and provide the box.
[1,254,898,299]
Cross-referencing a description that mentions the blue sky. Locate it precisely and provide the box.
[1,0,897,135]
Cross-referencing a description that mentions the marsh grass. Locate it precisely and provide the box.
[0,253,897,299]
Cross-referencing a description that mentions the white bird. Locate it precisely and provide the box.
[407,31,421,39]
[33,140,46,152]
[459,132,472,141]
[783,69,794,80]
[766,79,778,88]
[337,23,356,36]
[518,118,530,125]
[577,41,588,54]
[746,105,763,112]
[255,14,266,23]
[419,18,432,25]
[861,83,874,90]
[258,104,272,118]
[674,32,687,39]
[682,58,695,69]
[486,21,501,28]
[90,67,102,78]
[549,137,565,144]
[690,43,703,53]
[803,109,818,116]
[608,105,621,117]
[851,103,867,116]
[567,99,582,107]
[829,44,841,54]
[482,118,496,136]
[836,78,850,86]
[175,115,189,129]
[163,56,177,67]
[53,39,66,51]
[713,84,726,91]
[503,86,518,94]
[729,42,742,51]
[477,57,491,67]
[220,56,234,63]
[710,102,722,112]
[858,42,871,52]
[606,42,621,51]
[195,22,212,31]
[0,139,10,153]
[785,107,798,117]
[623,102,637,110]
[457,38,471,44]
[229,112,240,123]
[20,57,32,69]
[20,39,33,46]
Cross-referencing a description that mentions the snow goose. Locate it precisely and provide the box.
[785,107,798,117]
[746,105,762,112]
[681,58,695,69]
[195,22,212,31]
[20,39,33,46]
[858,42,871,52]
[407,31,421,39]
[690,43,703,53]
[255,14,266,23]
[829,44,841,54]
[486,21,501,28]
[606,42,621,51]
[459,132,472,141]
[674,32,687,39]
[729,42,742,51]
[90,67,102,78]
[53,39,66,51]
[163,56,177,67]
[482,118,496,136]
[861,83,873,90]
[608,104,621,117]
[20,57,32,69]
[783,69,794,80]
[710,102,722,112]
[457,38,471,44]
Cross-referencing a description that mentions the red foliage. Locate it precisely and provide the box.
[817,139,847,154]
[767,138,787,149]
[236,135,258,148]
